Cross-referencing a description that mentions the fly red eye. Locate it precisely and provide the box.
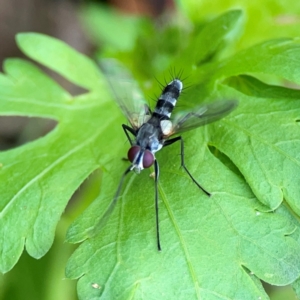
[128,146,140,163]
[143,150,154,168]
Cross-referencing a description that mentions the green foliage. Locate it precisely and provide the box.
[79,4,146,53]
[1,4,300,300]
[177,0,300,51]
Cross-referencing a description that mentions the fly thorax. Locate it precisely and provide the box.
[136,123,152,146]
[148,135,162,153]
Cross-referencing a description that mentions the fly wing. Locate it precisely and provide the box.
[99,59,151,130]
[168,99,238,136]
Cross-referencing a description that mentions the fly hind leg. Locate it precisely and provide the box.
[163,136,211,196]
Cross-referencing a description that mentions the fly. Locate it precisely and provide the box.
[99,59,238,251]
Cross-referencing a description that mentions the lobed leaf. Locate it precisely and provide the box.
[0,33,116,272]
[1,8,300,299]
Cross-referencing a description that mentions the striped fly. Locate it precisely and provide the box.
[100,60,238,250]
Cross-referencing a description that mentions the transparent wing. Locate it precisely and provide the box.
[168,99,238,136]
[99,59,151,130]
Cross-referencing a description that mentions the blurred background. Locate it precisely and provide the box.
[0,0,299,299]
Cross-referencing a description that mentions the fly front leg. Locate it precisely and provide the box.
[164,136,211,196]
[122,124,136,145]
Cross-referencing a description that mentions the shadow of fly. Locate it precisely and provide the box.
[98,59,238,251]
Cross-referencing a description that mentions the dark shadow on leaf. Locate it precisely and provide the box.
[240,264,273,298]
[223,75,300,99]
[240,264,252,275]
[208,144,244,180]
[196,48,220,66]
[0,116,57,150]
[262,280,294,299]
[66,168,102,215]
[17,55,90,97]
[44,67,89,97]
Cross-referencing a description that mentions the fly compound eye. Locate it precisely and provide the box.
[128,146,140,163]
[143,150,154,168]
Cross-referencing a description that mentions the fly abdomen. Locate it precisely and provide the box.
[153,79,183,119]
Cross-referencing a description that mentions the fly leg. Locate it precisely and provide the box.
[164,136,211,196]
[154,159,161,251]
[121,124,137,162]
[122,124,136,145]
[88,165,132,238]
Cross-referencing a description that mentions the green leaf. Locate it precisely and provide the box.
[16,33,101,91]
[79,4,146,52]
[0,32,116,272]
[177,10,244,68]
[214,80,300,210]
[66,40,300,299]
[176,0,300,51]
[293,277,300,299]
[1,10,300,299]
[216,38,300,83]
[66,142,300,299]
